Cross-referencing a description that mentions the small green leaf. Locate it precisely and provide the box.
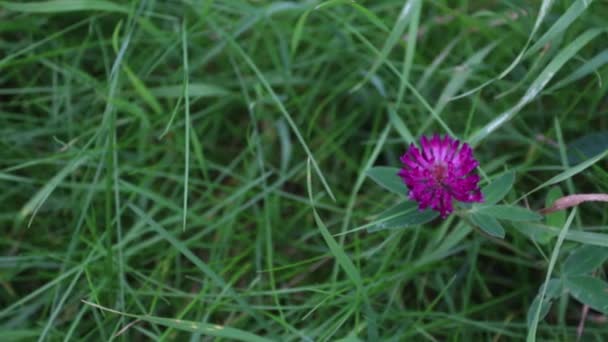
[565,275,608,314]
[470,212,505,239]
[368,201,438,232]
[481,171,515,204]
[563,245,608,276]
[526,279,562,328]
[476,205,542,221]
[366,167,407,196]
[545,187,566,228]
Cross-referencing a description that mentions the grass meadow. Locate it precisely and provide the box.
[2,0,608,340]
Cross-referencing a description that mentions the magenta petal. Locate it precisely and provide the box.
[398,134,484,218]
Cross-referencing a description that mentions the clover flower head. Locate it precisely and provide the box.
[398,134,483,218]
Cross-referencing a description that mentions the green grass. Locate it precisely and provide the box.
[2,0,608,341]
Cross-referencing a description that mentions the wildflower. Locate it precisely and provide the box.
[398,134,483,218]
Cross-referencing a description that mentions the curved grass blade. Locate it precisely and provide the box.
[526,0,594,56]
[526,279,562,329]
[550,49,608,92]
[521,148,608,200]
[315,0,388,32]
[213,22,336,201]
[527,209,576,341]
[83,301,271,342]
[291,9,312,55]
[388,108,415,144]
[307,159,363,292]
[18,155,89,227]
[470,29,603,146]
[353,0,420,90]
[449,0,556,101]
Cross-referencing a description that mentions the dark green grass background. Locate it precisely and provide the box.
[1,0,608,340]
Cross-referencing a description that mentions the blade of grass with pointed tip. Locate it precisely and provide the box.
[421,42,496,134]
[213,21,335,201]
[388,108,414,144]
[470,29,603,146]
[307,159,362,293]
[526,223,608,247]
[128,203,265,327]
[315,0,388,32]
[82,301,271,342]
[313,211,363,292]
[336,124,390,282]
[550,49,608,91]
[354,0,418,90]
[123,65,162,114]
[326,11,455,137]
[449,0,556,101]
[527,208,576,341]
[526,0,594,57]
[394,0,421,108]
[522,148,608,200]
[19,155,89,227]
[182,20,190,232]
[291,9,312,55]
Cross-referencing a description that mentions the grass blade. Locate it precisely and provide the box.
[83,301,271,342]
[0,0,129,13]
[307,158,363,293]
[521,148,608,200]
[470,29,603,146]
[212,20,336,201]
[182,20,190,232]
[527,208,576,341]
